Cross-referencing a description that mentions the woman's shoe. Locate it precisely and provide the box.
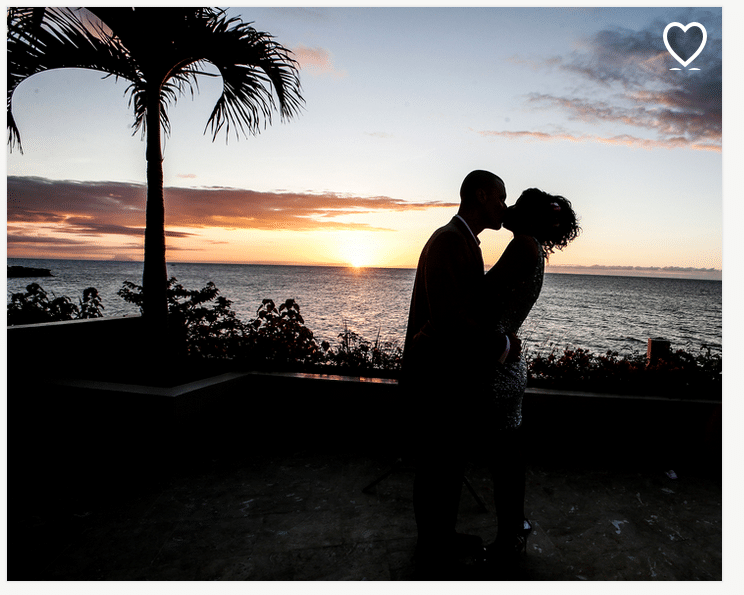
[486,519,532,560]
[518,518,533,551]
[481,537,525,580]
[485,534,525,559]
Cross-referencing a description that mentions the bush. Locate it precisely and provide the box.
[117,279,402,374]
[321,324,402,374]
[118,278,249,359]
[242,298,325,368]
[7,283,103,325]
[527,345,722,398]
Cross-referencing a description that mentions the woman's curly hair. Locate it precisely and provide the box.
[504,188,581,255]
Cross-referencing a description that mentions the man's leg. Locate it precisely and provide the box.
[413,445,465,550]
[411,380,468,573]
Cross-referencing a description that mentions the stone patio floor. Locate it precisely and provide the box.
[9,445,722,582]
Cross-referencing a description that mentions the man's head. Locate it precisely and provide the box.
[458,170,507,232]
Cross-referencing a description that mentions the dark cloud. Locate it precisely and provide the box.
[7,233,90,246]
[487,10,721,150]
[6,232,143,258]
[7,176,457,240]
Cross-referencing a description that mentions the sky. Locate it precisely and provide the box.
[5,4,730,279]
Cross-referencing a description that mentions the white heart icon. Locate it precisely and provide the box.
[663,22,707,68]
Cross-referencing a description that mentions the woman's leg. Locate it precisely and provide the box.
[489,425,526,540]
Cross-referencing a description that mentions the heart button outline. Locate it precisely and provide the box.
[663,22,707,68]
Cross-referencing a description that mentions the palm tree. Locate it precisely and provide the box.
[7,7,304,342]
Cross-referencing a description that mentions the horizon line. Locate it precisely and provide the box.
[7,256,722,280]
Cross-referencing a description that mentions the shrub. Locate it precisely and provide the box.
[118,279,402,373]
[7,283,104,325]
[118,278,249,359]
[527,344,721,398]
[242,298,325,368]
[321,324,402,373]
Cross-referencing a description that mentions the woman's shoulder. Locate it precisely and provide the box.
[508,234,541,257]
[488,234,541,281]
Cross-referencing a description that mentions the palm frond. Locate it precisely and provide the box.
[7,7,139,152]
[160,11,305,142]
[8,7,305,150]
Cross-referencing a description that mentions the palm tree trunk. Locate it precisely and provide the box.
[143,84,168,339]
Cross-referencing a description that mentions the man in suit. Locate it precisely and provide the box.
[402,169,521,578]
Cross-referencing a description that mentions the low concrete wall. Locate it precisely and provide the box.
[7,315,146,378]
[7,318,722,508]
[16,368,721,467]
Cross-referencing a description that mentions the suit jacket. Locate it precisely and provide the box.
[402,216,506,386]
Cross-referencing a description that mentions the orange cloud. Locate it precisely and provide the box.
[7,176,457,245]
[293,44,346,78]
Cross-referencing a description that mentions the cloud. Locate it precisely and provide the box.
[6,231,144,258]
[525,91,720,144]
[487,10,721,151]
[294,44,346,78]
[7,233,91,246]
[6,176,457,245]
[476,129,720,152]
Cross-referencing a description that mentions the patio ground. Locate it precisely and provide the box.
[10,445,721,581]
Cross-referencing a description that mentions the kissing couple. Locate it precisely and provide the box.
[402,169,580,579]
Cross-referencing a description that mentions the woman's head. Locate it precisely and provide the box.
[504,188,581,254]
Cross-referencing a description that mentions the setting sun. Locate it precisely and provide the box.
[338,233,377,268]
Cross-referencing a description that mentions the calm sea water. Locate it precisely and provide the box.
[7,258,722,357]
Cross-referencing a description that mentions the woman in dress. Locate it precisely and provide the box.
[482,188,580,568]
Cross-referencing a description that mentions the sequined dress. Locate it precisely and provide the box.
[486,237,545,429]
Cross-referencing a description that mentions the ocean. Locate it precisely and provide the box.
[7,258,722,357]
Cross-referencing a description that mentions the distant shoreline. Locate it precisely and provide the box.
[7,265,53,278]
[6,257,722,281]
[545,265,722,281]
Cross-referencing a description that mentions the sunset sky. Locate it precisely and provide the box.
[6,5,727,278]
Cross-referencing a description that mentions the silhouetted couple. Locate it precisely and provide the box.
[402,170,580,580]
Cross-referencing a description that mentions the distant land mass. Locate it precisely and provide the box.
[7,265,53,278]
[545,264,722,280]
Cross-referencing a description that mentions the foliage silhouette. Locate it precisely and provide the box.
[528,345,721,398]
[117,279,402,373]
[7,279,720,396]
[7,283,104,325]
[118,278,248,360]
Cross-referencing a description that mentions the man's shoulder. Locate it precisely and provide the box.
[429,218,466,243]
[421,218,477,266]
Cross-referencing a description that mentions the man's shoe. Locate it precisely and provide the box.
[412,560,468,580]
[414,534,485,580]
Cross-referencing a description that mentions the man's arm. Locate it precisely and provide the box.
[423,230,514,368]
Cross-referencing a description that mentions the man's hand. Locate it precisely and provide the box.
[505,333,522,363]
